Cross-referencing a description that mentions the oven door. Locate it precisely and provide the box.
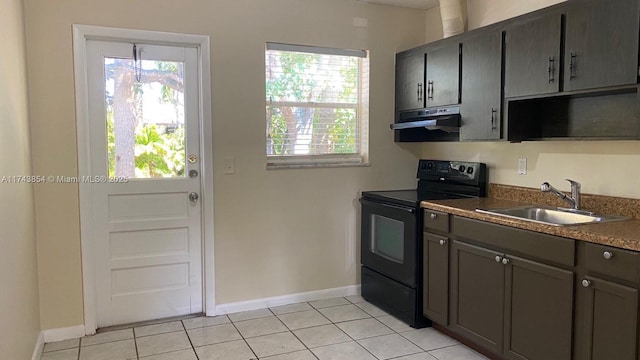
[360,198,417,288]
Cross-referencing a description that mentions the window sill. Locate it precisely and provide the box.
[266,161,371,170]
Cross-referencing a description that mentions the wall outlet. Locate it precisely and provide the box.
[223,157,236,174]
[518,158,527,175]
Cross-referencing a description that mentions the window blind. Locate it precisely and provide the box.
[265,42,369,163]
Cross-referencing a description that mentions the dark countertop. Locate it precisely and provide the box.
[421,197,640,252]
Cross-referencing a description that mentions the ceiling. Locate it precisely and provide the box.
[357,0,439,10]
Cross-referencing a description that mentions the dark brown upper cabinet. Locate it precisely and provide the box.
[505,0,639,98]
[504,13,562,98]
[394,0,640,142]
[461,30,502,140]
[425,43,461,108]
[395,49,425,112]
[564,0,639,92]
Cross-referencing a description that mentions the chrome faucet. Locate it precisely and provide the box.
[540,179,581,210]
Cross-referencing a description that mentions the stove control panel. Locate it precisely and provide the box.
[417,159,486,185]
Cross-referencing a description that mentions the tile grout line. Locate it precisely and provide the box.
[180,319,200,360]
[313,297,384,360]
[227,309,261,360]
[132,327,139,360]
[278,301,321,360]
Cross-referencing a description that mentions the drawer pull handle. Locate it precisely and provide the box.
[603,251,613,260]
[439,239,446,246]
[495,255,502,263]
[430,213,437,219]
[582,279,591,288]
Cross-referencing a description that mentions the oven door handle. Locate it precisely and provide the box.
[359,198,416,214]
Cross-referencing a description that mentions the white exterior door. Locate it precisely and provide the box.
[86,39,203,327]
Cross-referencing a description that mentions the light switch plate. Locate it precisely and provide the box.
[518,158,527,175]
[223,157,235,174]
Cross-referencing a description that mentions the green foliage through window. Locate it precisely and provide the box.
[265,44,366,157]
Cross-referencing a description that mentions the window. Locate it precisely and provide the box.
[265,42,369,168]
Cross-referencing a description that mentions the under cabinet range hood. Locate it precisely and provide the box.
[390,106,461,133]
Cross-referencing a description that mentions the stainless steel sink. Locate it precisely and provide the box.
[475,206,630,226]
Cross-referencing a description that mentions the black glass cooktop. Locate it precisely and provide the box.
[361,189,469,208]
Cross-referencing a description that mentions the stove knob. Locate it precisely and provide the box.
[467,167,474,174]
[427,162,433,169]
[458,165,466,172]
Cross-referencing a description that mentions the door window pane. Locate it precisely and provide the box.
[371,214,404,264]
[105,58,186,178]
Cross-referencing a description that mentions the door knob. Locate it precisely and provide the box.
[495,256,502,263]
[439,239,446,246]
[603,251,613,260]
[189,192,199,203]
[502,257,510,265]
[582,279,591,288]
[430,213,437,219]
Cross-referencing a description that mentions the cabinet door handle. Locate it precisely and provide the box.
[495,255,502,263]
[501,257,510,265]
[490,108,497,130]
[439,239,446,246]
[603,251,613,260]
[417,83,423,102]
[582,279,591,288]
[427,81,434,100]
[569,53,577,79]
[430,213,437,219]
[548,56,555,83]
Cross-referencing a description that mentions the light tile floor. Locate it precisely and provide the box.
[40,296,489,360]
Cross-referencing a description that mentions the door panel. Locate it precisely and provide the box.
[423,233,449,325]
[461,30,502,140]
[582,276,638,360]
[360,199,417,287]
[505,14,561,98]
[396,51,425,112]
[564,0,639,91]
[504,256,573,360]
[87,40,203,327]
[450,241,504,354]
[426,44,460,107]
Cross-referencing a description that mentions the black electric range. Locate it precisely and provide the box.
[360,159,487,328]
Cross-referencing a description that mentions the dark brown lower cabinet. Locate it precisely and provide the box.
[450,241,505,355]
[578,276,638,360]
[423,232,449,325]
[450,240,574,360]
[503,256,573,360]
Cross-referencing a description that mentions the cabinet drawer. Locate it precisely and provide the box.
[424,210,449,233]
[451,216,575,267]
[585,243,639,283]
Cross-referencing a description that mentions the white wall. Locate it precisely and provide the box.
[423,0,640,199]
[0,0,41,356]
[23,0,426,329]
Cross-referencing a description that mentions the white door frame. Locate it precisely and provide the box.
[73,24,215,334]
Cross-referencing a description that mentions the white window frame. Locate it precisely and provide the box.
[265,42,370,169]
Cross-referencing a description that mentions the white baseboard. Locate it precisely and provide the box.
[42,325,86,343]
[31,331,44,360]
[214,284,361,316]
